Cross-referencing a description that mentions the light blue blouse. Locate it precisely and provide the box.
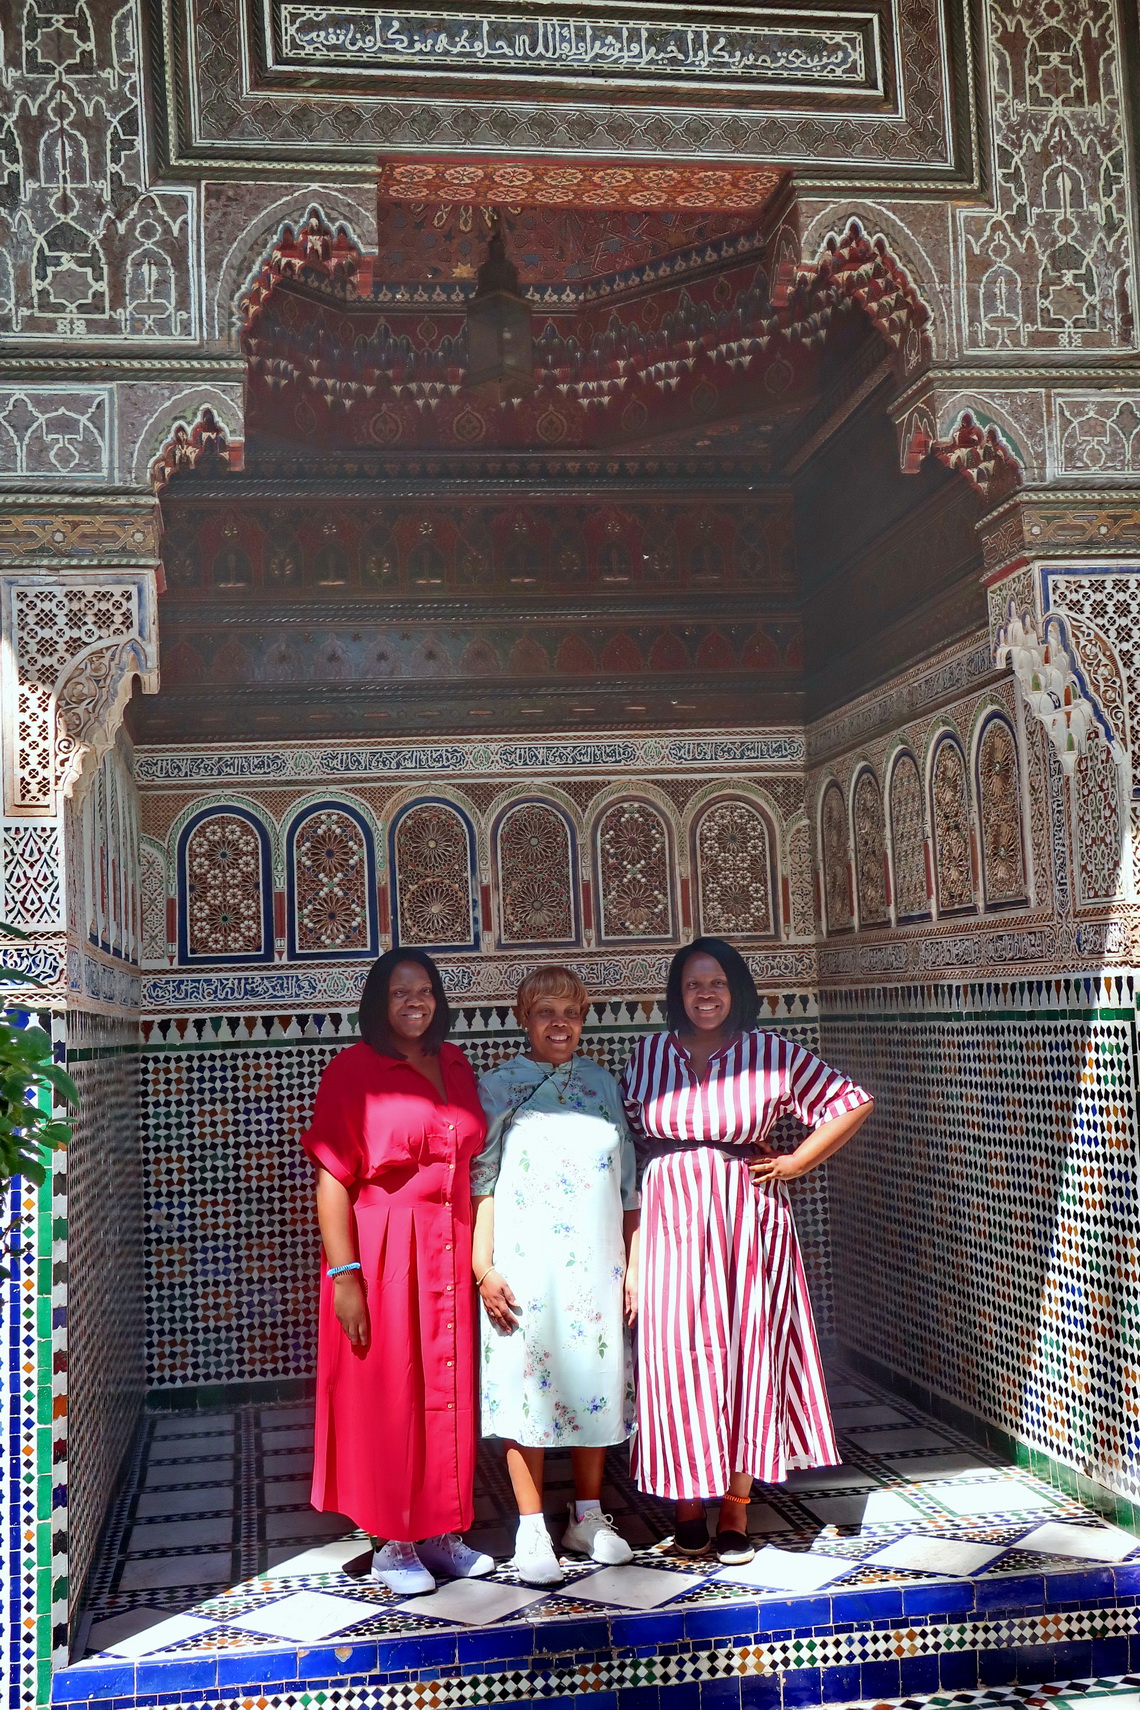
[471,1050,639,1209]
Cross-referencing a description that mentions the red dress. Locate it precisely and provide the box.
[302,1040,487,1540]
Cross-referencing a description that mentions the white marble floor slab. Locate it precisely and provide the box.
[264,1536,370,1579]
[830,1405,911,1427]
[1016,1520,1140,1562]
[926,1479,1060,1517]
[714,1546,855,1592]
[228,1590,382,1643]
[397,1580,548,1626]
[863,1534,1009,1577]
[801,1489,919,1528]
[567,1564,709,1610]
[886,1453,994,1480]
[781,1465,880,1491]
[845,1428,953,1453]
[100,1612,220,1658]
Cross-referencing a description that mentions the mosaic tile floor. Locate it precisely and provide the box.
[74,1363,1140,1670]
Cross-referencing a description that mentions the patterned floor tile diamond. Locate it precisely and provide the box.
[77,1372,1133,1658]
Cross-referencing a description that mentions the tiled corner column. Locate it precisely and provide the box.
[0,496,162,1705]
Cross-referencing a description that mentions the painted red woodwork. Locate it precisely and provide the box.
[680,874,692,931]
[649,632,689,672]
[556,634,595,674]
[274,892,286,940]
[696,631,735,671]
[601,633,642,673]
[377,159,785,213]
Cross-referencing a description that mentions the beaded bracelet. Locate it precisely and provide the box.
[328,1261,361,1278]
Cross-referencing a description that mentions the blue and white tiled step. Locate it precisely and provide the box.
[56,1371,1140,1710]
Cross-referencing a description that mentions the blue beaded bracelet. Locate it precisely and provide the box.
[328,1261,361,1278]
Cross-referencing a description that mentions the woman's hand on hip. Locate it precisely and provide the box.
[479,1269,520,1333]
[333,1273,370,1347]
[749,1150,807,1185]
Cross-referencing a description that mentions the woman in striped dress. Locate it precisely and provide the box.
[621,936,873,1565]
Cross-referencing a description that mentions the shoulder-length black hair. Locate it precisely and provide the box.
[358,947,452,1057]
[665,935,760,1036]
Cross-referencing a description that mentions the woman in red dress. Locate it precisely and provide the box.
[302,947,494,1594]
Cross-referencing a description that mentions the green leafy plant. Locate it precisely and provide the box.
[0,922,77,1191]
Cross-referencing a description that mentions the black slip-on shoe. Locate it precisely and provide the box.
[715,1529,755,1566]
[673,1515,712,1556]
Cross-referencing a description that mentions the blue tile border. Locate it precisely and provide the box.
[50,1589,1140,1709]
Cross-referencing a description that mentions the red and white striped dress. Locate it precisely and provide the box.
[621,1030,871,1500]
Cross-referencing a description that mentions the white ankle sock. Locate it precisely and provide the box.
[574,1499,602,1521]
[516,1512,546,1540]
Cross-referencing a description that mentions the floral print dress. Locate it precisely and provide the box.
[473,1052,639,1448]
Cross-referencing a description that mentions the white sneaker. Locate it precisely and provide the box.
[417,1533,495,1579]
[371,1540,435,1594]
[511,1522,565,1587]
[562,1505,634,1565]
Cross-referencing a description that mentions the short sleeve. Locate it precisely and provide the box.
[585,1060,641,1209]
[784,1042,872,1128]
[471,1067,514,1196]
[301,1054,366,1187]
[619,1046,646,1137]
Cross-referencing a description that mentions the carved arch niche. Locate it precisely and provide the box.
[974,712,1028,909]
[177,805,274,964]
[886,749,929,921]
[929,732,975,915]
[690,796,778,941]
[819,781,853,935]
[286,800,378,960]
[390,798,478,951]
[851,766,889,928]
[593,798,675,945]
[493,800,579,948]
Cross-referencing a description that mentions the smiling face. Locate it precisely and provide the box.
[386,960,437,1048]
[680,951,733,1034]
[525,994,584,1066]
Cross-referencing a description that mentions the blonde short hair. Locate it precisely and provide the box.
[514,965,590,1025]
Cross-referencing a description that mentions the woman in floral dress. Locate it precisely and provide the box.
[472,967,640,1587]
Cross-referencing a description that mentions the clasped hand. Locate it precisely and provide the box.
[480,1266,639,1331]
